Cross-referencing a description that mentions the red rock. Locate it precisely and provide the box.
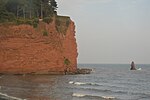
[0,18,78,74]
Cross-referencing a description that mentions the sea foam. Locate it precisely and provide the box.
[137,68,142,70]
[72,93,116,99]
[0,92,26,100]
[69,81,100,86]
[102,96,115,99]
[72,93,85,97]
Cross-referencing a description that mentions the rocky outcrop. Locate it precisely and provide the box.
[76,68,92,74]
[130,61,136,70]
[0,16,78,74]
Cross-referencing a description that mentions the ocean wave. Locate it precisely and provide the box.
[72,93,116,99]
[102,96,116,99]
[0,92,26,100]
[68,81,129,95]
[82,88,112,93]
[69,86,127,94]
[131,92,150,98]
[69,81,101,86]
[72,93,85,97]
[137,68,142,70]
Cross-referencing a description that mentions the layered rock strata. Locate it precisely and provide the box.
[0,17,78,74]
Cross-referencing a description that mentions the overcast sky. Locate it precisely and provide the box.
[56,0,150,64]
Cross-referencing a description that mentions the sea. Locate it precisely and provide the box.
[0,64,150,100]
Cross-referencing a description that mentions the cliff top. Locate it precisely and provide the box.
[0,0,58,22]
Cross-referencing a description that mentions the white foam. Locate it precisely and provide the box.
[88,82,100,86]
[69,81,86,85]
[72,93,85,97]
[69,81,100,86]
[91,69,95,72]
[72,93,116,99]
[74,82,86,85]
[102,96,115,99]
[137,68,141,70]
[69,81,74,84]
[0,92,26,100]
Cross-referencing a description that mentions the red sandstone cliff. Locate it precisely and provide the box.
[0,17,78,74]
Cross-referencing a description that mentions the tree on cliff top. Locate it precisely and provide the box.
[0,0,58,22]
[50,0,58,12]
[0,0,15,22]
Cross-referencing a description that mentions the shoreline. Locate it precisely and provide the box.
[0,68,92,76]
[0,92,25,100]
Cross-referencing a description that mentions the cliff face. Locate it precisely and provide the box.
[0,17,78,74]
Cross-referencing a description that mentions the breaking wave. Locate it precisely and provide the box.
[69,81,101,86]
[68,86,127,95]
[72,93,116,99]
[0,92,26,100]
[137,68,142,70]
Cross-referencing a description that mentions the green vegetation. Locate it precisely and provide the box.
[64,58,71,66]
[43,17,53,24]
[43,30,48,36]
[0,0,57,23]
[55,16,70,35]
[16,18,39,28]
[0,0,71,35]
[33,18,39,28]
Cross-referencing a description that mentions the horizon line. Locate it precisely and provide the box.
[77,63,150,65]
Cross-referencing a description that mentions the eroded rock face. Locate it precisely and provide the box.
[0,19,78,74]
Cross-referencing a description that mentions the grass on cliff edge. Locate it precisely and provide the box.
[0,15,71,35]
[55,16,70,35]
[0,18,39,28]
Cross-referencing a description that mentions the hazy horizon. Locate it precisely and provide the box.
[56,0,150,64]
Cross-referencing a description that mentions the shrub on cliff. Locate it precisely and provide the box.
[0,11,15,23]
[16,18,26,25]
[43,17,53,24]
[33,18,39,24]
[64,58,71,66]
[33,18,39,28]
[16,18,39,28]
[55,16,70,35]
[43,30,48,36]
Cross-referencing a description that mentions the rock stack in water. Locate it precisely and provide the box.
[130,61,136,70]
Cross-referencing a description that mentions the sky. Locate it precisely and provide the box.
[56,0,150,64]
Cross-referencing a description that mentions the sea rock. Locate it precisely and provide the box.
[130,61,136,70]
[75,68,92,74]
[0,16,78,75]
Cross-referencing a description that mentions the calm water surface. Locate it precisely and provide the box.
[0,64,150,100]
